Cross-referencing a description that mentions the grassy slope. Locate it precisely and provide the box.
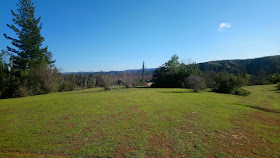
[0,85,279,157]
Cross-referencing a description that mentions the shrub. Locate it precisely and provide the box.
[58,82,76,92]
[125,83,132,88]
[88,82,95,88]
[203,71,216,88]
[187,75,206,92]
[16,85,30,97]
[267,74,280,84]
[152,55,202,88]
[212,71,250,96]
[277,82,280,90]
[233,88,251,96]
[212,71,242,94]
[104,84,111,91]
[28,65,62,94]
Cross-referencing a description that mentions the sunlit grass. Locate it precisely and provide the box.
[0,85,279,157]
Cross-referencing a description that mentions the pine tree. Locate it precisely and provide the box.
[142,61,145,78]
[0,50,10,98]
[4,0,54,71]
[141,61,146,85]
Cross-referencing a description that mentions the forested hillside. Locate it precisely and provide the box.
[67,56,280,76]
[199,55,280,75]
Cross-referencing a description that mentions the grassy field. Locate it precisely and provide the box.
[0,85,279,157]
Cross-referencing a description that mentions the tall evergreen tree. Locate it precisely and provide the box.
[142,61,145,77]
[4,0,54,71]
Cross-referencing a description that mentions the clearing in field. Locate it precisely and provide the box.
[0,85,279,157]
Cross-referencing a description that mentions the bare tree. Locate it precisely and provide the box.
[187,75,206,92]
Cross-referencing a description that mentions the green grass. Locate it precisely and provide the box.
[0,85,279,157]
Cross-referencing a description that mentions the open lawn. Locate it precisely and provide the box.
[0,85,279,157]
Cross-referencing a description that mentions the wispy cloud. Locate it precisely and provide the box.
[218,23,231,31]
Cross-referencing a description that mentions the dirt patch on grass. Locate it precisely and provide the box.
[123,105,147,121]
[0,151,69,158]
[146,134,174,158]
[205,110,280,157]
[114,135,135,157]
[62,114,73,120]
[178,112,199,134]
[113,105,150,157]
[250,111,280,127]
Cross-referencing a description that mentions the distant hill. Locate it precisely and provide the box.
[64,55,280,76]
[63,68,157,75]
[199,55,280,75]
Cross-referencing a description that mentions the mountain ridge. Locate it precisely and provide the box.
[64,55,280,75]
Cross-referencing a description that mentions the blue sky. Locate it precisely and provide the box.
[1,0,280,72]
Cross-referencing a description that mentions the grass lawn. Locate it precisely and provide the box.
[0,85,279,157]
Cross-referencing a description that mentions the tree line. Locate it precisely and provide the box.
[151,55,280,95]
[62,70,152,90]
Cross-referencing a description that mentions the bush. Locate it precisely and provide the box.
[125,83,132,88]
[28,65,62,94]
[187,75,206,92]
[203,71,216,88]
[152,55,202,88]
[212,71,250,96]
[16,85,30,97]
[277,82,280,90]
[212,71,242,94]
[58,82,76,92]
[104,84,111,91]
[88,82,95,88]
[233,88,251,96]
[267,74,280,84]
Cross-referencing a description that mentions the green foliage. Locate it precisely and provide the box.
[152,55,202,88]
[266,73,280,84]
[27,65,62,94]
[212,71,249,95]
[152,55,181,87]
[277,82,280,90]
[16,85,30,97]
[233,88,251,96]
[104,85,111,91]
[0,51,10,98]
[95,72,106,87]
[4,0,54,70]
[199,55,280,76]
[1,0,60,98]
[87,82,95,88]
[58,82,76,92]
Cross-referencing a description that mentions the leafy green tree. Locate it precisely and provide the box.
[212,71,241,94]
[212,71,250,96]
[0,50,10,98]
[152,55,181,87]
[4,0,54,70]
[2,0,59,98]
[152,55,203,88]
[96,71,106,87]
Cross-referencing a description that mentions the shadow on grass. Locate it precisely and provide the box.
[269,89,280,92]
[159,90,197,94]
[235,103,280,113]
[133,86,151,89]
[270,90,280,93]
[79,87,130,94]
[77,90,103,94]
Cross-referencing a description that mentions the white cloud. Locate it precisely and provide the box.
[218,23,231,31]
